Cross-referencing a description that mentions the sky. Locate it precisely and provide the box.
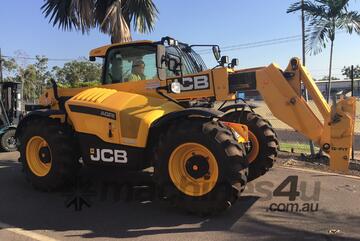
[0,0,359,79]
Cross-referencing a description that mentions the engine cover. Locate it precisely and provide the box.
[65,87,182,150]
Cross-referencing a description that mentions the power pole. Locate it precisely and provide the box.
[351,65,354,160]
[301,0,315,155]
[0,48,3,82]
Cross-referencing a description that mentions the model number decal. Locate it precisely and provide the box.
[69,105,116,120]
[90,148,128,163]
[172,75,210,92]
[100,111,116,120]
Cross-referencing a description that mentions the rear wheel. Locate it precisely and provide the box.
[18,118,80,191]
[1,128,17,152]
[154,118,248,215]
[222,111,278,182]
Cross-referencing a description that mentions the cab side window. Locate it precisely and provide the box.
[165,46,196,78]
[104,45,157,84]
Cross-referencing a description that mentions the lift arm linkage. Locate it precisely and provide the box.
[255,58,356,172]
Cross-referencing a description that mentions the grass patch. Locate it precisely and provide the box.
[280,142,320,154]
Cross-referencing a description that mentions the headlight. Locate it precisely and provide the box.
[171,82,181,94]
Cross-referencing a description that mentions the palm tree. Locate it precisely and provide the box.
[287,0,360,102]
[41,0,159,43]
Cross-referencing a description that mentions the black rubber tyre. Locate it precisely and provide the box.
[18,118,80,191]
[1,128,17,152]
[154,118,248,215]
[222,111,278,182]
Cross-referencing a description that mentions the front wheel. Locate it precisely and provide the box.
[154,118,248,215]
[18,118,80,191]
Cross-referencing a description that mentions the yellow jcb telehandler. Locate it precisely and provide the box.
[16,37,356,214]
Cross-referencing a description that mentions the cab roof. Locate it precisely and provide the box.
[89,40,154,58]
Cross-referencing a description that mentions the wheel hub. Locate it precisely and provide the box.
[6,137,16,148]
[185,155,209,179]
[168,142,219,197]
[39,146,51,164]
[26,136,52,177]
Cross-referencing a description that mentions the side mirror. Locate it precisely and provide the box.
[168,56,182,75]
[156,45,167,81]
[89,56,96,62]
[212,46,221,61]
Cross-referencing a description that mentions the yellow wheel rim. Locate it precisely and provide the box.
[26,136,52,177]
[168,143,219,197]
[247,131,260,163]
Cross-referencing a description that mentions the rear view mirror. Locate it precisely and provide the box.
[212,46,221,61]
[168,56,182,75]
[156,45,167,81]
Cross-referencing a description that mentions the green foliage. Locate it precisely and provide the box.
[342,65,360,79]
[57,81,99,88]
[20,65,43,101]
[1,56,49,101]
[1,54,102,102]
[51,60,102,88]
[1,57,18,81]
[287,0,360,55]
[41,0,159,43]
[287,0,360,101]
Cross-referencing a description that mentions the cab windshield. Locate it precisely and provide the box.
[102,41,209,84]
[104,45,157,84]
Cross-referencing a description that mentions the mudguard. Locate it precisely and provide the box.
[219,103,257,113]
[151,107,224,128]
[15,110,65,138]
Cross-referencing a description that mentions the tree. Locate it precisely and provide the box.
[16,57,50,102]
[51,60,102,88]
[19,65,41,102]
[41,0,159,43]
[1,54,51,102]
[34,56,52,85]
[342,65,360,79]
[287,0,360,102]
[1,57,18,81]
[2,53,102,101]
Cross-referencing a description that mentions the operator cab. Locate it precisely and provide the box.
[89,37,225,86]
